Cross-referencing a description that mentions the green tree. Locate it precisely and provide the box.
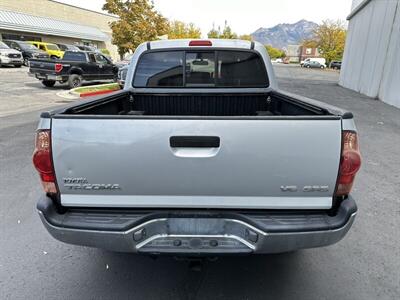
[207,21,240,39]
[301,39,319,48]
[103,0,169,58]
[265,45,286,59]
[313,20,346,64]
[168,21,201,39]
[239,34,253,41]
[207,26,220,38]
[220,21,238,39]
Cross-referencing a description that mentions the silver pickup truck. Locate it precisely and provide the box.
[33,39,361,255]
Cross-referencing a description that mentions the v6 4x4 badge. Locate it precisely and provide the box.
[281,185,329,192]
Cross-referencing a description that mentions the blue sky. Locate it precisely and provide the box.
[56,0,353,35]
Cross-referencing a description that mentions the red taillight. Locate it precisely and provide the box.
[335,131,361,196]
[189,40,212,46]
[55,63,63,73]
[32,130,57,194]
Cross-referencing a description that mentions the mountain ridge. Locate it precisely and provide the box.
[251,20,318,49]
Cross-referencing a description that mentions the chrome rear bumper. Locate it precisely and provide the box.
[38,196,357,254]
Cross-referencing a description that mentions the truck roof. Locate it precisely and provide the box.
[147,39,256,50]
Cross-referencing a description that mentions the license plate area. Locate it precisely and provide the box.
[132,218,267,254]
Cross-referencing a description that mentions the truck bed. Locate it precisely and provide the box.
[56,90,338,117]
[43,89,345,209]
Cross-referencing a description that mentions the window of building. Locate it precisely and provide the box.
[1,33,41,42]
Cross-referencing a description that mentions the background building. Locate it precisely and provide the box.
[339,0,400,108]
[0,0,119,60]
[299,46,321,62]
[286,45,301,63]
[285,44,321,63]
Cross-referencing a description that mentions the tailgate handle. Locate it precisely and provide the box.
[170,136,220,148]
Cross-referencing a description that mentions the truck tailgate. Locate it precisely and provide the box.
[29,59,56,73]
[51,117,342,209]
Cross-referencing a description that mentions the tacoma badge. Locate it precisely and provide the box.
[63,178,121,190]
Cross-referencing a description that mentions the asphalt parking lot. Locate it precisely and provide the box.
[0,66,76,117]
[0,65,399,299]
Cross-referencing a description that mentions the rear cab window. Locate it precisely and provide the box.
[63,52,87,61]
[133,51,184,87]
[186,52,215,87]
[133,50,268,88]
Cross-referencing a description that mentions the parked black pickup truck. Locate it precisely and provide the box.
[29,51,118,88]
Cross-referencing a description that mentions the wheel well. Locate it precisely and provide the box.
[69,69,83,76]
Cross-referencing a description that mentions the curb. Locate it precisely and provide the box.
[80,89,118,97]
[69,83,121,98]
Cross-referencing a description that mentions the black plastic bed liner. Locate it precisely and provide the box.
[56,91,331,117]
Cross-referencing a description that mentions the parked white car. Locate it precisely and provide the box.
[301,58,326,67]
[0,41,23,67]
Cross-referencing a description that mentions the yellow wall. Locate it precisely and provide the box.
[0,0,119,59]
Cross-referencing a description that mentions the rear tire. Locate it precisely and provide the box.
[320,65,325,69]
[68,74,83,89]
[42,80,56,87]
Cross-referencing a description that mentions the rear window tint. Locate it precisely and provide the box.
[63,52,87,61]
[217,51,268,87]
[133,51,184,87]
[186,52,215,87]
[133,50,268,88]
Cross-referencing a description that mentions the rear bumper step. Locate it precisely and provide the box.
[37,196,357,254]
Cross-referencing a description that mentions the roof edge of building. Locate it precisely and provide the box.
[0,9,110,41]
[0,24,109,42]
[347,0,373,20]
